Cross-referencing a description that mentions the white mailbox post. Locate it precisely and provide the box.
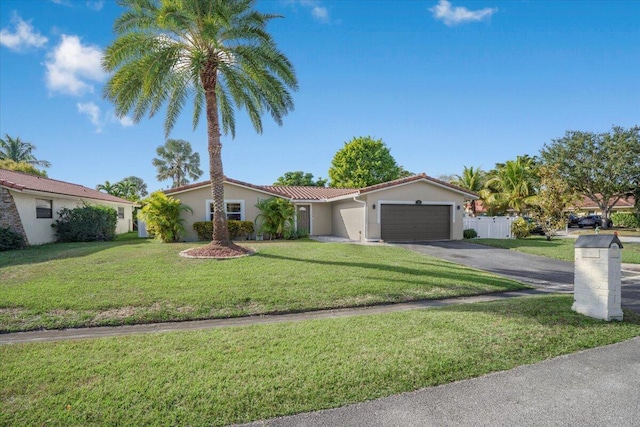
[572,235,624,321]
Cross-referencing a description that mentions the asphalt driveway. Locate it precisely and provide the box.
[396,241,640,313]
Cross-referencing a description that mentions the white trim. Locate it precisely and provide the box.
[205,199,245,221]
[167,180,284,198]
[376,200,456,224]
[3,187,136,206]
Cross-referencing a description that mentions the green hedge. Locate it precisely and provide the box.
[511,217,531,239]
[193,220,255,241]
[0,226,25,251]
[463,229,478,239]
[52,205,117,242]
[611,212,640,228]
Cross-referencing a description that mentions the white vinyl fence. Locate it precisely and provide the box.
[463,216,515,239]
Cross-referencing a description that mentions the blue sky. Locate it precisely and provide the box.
[1,0,638,192]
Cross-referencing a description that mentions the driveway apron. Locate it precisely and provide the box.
[396,241,640,313]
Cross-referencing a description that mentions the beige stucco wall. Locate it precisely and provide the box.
[306,202,332,235]
[10,190,133,245]
[169,184,278,241]
[331,199,365,240]
[360,181,467,240]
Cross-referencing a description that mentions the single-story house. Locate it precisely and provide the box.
[0,168,136,245]
[164,173,478,242]
[570,194,636,216]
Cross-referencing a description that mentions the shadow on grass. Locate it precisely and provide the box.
[0,233,153,268]
[255,252,527,292]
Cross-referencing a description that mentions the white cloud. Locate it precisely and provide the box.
[77,102,103,132]
[0,12,48,52]
[284,0,331,23]
[86,1,104,11]
[77,102,134,132]
[45,34,106,96]
[430,0,497,26]
[311,6,329,23]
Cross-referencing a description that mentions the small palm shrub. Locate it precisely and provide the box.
[511,217,531,239]
[463,228,478,239]
[53,205,117,242]
[255,198,295,240]
[139,192,192,243]
[0,226,25,251]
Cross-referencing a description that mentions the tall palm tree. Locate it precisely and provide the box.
[0,134,51,168]
[452,166,486,216]
[152,139,203,188]
[480,156,538,215]
[103,0,297,249]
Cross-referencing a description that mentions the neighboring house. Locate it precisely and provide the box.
[0,168,136,245]
[569,195,637,216]
[165,173,477,242]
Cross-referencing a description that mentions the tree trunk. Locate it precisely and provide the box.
[201,61,230,246]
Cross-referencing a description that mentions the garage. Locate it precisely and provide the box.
[380,204,451,242]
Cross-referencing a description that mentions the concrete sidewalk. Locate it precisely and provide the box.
[237,337,640,427]
[0,289,546,344]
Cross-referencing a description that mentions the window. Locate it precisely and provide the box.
[117,207,125,219]
[36,199,53,219]
[206,200,244,221]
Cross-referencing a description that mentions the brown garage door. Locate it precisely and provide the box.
[381,204,451,242]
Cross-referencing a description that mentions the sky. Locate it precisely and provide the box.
[1,0,638,193]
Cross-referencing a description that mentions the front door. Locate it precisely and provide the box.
[297,205,311,235]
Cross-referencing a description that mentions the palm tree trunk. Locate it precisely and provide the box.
[201,62,230,247]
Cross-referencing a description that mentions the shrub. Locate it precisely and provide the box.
[611,212,640,228]
[511,217,531,239]
[193,220,255,241]
[463,228,478,239]
[255,197,295,240]
[139,192,192,243]
[53,205,117,242]
[0,226,25,251]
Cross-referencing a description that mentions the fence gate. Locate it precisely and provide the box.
[463,216,515,239]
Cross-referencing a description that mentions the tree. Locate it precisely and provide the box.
[255,197,295,239]
[452,166,486,216]
[139,192,192,243]
[0,159,47,177]
[104,0,297,252]
[152,139,203,189]
[274,171,326,187]
[0,134,51,168]
[528,164,579,240]
[540,126,640,228]
[122,176,148,199]
[328,136,411,188]
[480,156,538,215]
[96,180,123,197]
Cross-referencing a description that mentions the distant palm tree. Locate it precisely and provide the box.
[481,156,538,215]
[152,139,203,188]
[452,166,486,216]
[103,0,297,249]
[0,134,51,168]
[96,180,124,197]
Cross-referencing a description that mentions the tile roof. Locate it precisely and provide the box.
[0,168,136,205]
[575,194,636,209]
[359,173,479,198]
[164,173,478,201]
[259,186,358,200]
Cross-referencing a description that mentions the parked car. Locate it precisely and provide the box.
[567,214,581,228]
[523,217,545,235]
[577,215,613,228]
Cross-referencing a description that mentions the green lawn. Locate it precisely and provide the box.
[473,236,640,264]
[0,236,528,332]
[2,295,639,427]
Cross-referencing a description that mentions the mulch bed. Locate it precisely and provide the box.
[180,242,254,259]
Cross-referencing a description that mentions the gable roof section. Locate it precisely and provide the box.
[359,173,479,199]
[164,173,478,202]
[574,194,636,209]
[0,168,135,205]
